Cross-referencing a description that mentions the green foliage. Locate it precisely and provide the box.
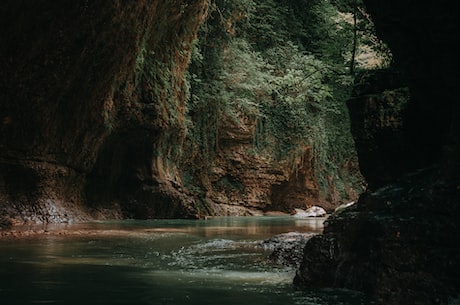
[255,43,335,158]
[220,38,269,119]
[183,0,387,199]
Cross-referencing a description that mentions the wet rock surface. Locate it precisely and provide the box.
[292,206,327,218]
[294,1,460,303]
[295,166,460,304]
[263,232,316,268]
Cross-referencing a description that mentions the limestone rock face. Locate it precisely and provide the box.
[295,1,460,304]
[364,1,460,165]
[208,135,321,215]
[0,0,363,226]
[295,168,460,304]
[205,113,360,215]
[347,70,410,190]
[0,0,209,225]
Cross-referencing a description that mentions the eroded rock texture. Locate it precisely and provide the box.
[295,1,460,304]
[0,0,209,225]
[0,0,363,227]
[207,116,341,215]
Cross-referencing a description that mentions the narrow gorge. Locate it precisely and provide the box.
[1,0,364,224]
[1,1,459,304]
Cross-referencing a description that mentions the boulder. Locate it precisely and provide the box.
[293,206,327,218]
[263,232,316,267]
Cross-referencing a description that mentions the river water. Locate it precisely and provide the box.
[0,216,370,305]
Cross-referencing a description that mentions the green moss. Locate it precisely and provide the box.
[180,0,369,204]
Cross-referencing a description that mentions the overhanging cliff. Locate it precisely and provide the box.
[0,0,209,225]
[1,0,367,227]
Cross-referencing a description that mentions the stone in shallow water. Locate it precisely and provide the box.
[293,206,327,218]
[262,232,316,267]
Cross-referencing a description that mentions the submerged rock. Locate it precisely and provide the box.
[263,232,316,267]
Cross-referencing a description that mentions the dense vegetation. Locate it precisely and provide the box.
[183,0,389,203]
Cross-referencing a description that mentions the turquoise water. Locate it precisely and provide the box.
[0,216,370,305]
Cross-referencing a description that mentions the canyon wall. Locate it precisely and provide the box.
[1,0,364,227]
[183,1,365,216]
[206,115,356,215]
[0,0,209,225]
[295,1,460,304]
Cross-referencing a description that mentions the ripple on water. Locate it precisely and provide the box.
[165,238,272,271]
[147,268,295,286]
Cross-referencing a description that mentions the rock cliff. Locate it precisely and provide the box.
[1,0,364,226]
[207,116,332,215]
[0,0,209,225]
[295,1,460,304]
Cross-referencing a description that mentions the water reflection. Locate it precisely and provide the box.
[293,218,325,232]
[0,216,371,305]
